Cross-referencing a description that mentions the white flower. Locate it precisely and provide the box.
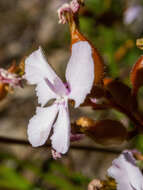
[25,41,94,155]
[108,150,143,190]
[124,5,143,25]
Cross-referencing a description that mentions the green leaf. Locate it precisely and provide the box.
[0,166,32,190]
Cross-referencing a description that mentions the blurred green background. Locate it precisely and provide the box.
[0,0,143,189]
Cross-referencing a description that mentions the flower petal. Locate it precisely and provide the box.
[51,103,70,154]
[25,47,67,106]
[25,47,59,84]
[45,77,69,97]
[28,104,58,147]
[124,6,142,25]
[65,41,94,107]
[35,80,57,106]
[107,150,143,190]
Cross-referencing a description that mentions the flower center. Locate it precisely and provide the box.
[55,95,68,106]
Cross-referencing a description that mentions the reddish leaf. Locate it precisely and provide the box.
[0,83,8,101]
[89,85,105,99]
[8,61,17,73]
[103,78,137,111]
[81,85,106,107]
[8,59,25,76]
[130,56,143,96]
[75,117,127,145]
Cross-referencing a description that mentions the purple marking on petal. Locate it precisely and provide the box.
[45,77,69,96]
[64,82,71,94]
[123,151,136,166]
[113,162,121,169]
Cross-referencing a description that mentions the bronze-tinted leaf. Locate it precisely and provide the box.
[76,117,127,145]
[90,85,105,99]
[103,78,137,111]
[8,60,25,76]
[0,83,8,101]
[81,85,106,107]
[132,150,143,161]
[8,61,17,73]
[130,56,143,96]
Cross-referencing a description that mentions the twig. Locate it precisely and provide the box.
[0,136,121,154]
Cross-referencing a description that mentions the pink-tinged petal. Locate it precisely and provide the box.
[57,3,71,24]
[107,150,143,190]
[45,77,69,97]
[27,104,58,147]
[50,103,70,154]
[25,47,66,106]
[51,149,62,160]
[66,41,94,108]
[36,78,68,107]
[70,0,80,13]
[0,68,22,87]
[57,0,80,24]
